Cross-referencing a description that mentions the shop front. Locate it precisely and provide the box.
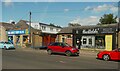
[7,29,29,48]
[73,25,117,50]
[7,29,42,48]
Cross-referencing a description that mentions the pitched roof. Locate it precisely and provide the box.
[15,20,29,30]
[58,23,118,34]
[0,22,15,30]
[15,20,41,34]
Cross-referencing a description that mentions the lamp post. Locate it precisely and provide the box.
[118,2,120,48]
[29,12,31,44]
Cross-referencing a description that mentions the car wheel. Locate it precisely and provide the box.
[103,54,110,61]
[65,51,71,56]
[47,49,52,55]
[4,46,7,50]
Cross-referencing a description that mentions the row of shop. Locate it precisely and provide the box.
[7,31,57,48]
[0,20,58,48]
[0,21,120,50]
[58,24,120,51]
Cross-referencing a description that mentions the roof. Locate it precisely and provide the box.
[0,22,15,30]
[58,23,119,34]
[15,20,41,34]
[39,23,62,28]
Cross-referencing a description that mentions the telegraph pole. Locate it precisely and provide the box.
[118,2,120,48]
[29,12,32,43]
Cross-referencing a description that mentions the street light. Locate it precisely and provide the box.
[29,12,31,44]
[118,2,120,48]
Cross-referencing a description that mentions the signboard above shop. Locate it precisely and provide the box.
[74,26,117,35]
[82,28,99,34]
[7,29,29,35]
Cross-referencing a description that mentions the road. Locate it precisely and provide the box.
[2,48,119,70]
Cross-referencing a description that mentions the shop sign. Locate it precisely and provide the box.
[82,28,98,34]
[7,30,25,35]
[100,28,115,34]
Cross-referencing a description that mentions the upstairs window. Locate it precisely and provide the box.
[50,27,53,31]
[42,26,46,31]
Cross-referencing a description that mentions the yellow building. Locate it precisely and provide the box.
[0,22,15,42]
[8,20,43,48]
[0,20,43,48]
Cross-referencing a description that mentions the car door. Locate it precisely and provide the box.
[118,48,120,60]
[0,42,3,48]
[58,43,67,53]
[111,49,119,60]
[54,43,63,53]
[50,43,60,52]
[0,42,4,48]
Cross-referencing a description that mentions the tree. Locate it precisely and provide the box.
[98,13,117,25]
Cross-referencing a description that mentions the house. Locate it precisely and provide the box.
[27,22,62,46]
[0,22,15,42]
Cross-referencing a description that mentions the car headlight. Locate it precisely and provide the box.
[71,48,76,50]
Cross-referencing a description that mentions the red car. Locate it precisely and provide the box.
[47,42,79,56]
[97,48,120,61]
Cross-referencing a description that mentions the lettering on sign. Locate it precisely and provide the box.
[82,29,98,34]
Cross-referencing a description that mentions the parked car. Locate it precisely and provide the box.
[47,42,79,56]
[0,41,15,50]
[97,48,120,61]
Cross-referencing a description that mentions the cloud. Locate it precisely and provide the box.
[48,0,56,2]
[85,4,118,13]
[110,6,118,13]
[70,16,99,25]
[4,0,13,6]
[85,6,93,11]
[64,9,69,12]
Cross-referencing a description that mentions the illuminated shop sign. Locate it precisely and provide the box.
[7,30,25,35]
[99,27,116,34]
[82,28,99,34]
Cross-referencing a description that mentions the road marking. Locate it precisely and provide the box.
[59,61,66,63]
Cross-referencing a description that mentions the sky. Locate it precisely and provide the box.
[1,0,119,27]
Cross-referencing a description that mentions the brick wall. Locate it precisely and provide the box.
[118,32,120,48]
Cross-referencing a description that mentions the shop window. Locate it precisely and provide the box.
[95,36,105,49]
[83,38,87,44]
[23,36,28,43]
[89,38,92,45]
[62,38,65,42]
[67,35,72,38]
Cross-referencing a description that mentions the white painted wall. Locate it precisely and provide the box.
[27,22,61,34]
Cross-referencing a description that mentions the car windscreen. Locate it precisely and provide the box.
[5,42,12,44]
[62,43,71,47]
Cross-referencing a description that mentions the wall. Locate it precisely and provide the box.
[118,31,120,48]
[40,25,61,34]
[58,34,73,46]
[0,26,8,42]
[32,35,42,47]
[28,22,61,34]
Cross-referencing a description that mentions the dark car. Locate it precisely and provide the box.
[47,42,79,56]
[97,48,120,61]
